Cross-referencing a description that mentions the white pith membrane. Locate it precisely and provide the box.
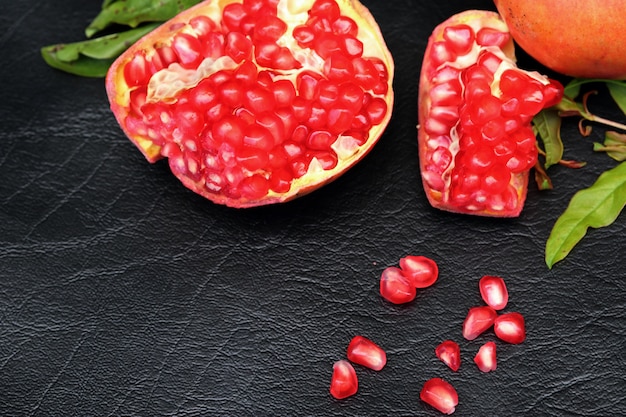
[112,0,393,206]
[420,14,551,215]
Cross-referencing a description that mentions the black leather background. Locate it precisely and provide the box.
[2,1,626,416]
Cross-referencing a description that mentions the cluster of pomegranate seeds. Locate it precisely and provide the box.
[329,335,386,400]
[119,0,390,203]
[462,275,525,344]
[420,14,564,215]
[379,255,439,304]
[420,377,459,415]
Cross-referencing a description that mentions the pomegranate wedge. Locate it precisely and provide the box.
[418,10,563,216]
[106,0,394,208]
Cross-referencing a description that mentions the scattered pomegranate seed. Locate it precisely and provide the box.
[494,312,526,344]
[399,255,439,288]
[329,360,358,400]
[379,266,416,304]
[474,341,497,372]
[420,377,458,415]
[346,336,387,371]
[479,275,509,310]
[462,306,497,340]
[435,340,461,372]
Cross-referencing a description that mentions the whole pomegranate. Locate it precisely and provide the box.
[494,0,626,79]
[106,0,394,208]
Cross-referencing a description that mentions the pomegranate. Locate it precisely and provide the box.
[329,359,358,399]
[478,275,508,310]
[435,340,461,372]
[462,305,497,341]
[379,266,416,304]
[494,0,626,79]
[420,377,458,415]
[418,10,563,217]
[494,312,526,344]
[399,255,439,288]
[474,341,497,372]
[106,0,394,207]
[346,335,386,371]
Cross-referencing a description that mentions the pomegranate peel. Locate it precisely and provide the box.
[106,0,394,208]
[418,10,563,217]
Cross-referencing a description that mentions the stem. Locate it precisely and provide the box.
[587,114,626,131]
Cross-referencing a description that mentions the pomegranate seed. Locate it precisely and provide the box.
[474,341,497,372]
[494,312,526,344]
[346,336,387,371]
[420,377,458,415]
[435,340,461,372]
[398,255,439,288]
[329,360,358,400]
[443,24,475,55]
[172,33,203,68]
[379,266,416,304]
[479,275,509,310]
[462,306,497,340]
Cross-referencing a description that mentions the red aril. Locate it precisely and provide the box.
[346,335,387,371]
[399,255,439,288]
[435,340,461,372]
[478,275,509,310]
[494,312,526,344]
[420,377,458,415]
[329,359,358,399]
[474,341,497,372]
[379,266,416,304]
[106,0,394,208]
[462,305,497,341]
[418,10,563,217]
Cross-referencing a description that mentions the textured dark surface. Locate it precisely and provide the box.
[2,1,626,416]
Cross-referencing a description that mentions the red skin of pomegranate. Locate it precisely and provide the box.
[494,0,626,80]
[106,0,394,208]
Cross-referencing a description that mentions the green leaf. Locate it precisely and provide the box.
[41,23,159,77]
[533,109,564,168]
[545,161,626,268]
[593,131,626,161]
[85,0,203,38]
[606,81,626,116]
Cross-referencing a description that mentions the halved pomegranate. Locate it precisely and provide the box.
[418,10,563,217]
[106,0,394,207]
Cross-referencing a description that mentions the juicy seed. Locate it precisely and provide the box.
[329,360,358,400]
[479,275,509,310]
[379,266,416,304]
[435,340,461,372]
[420,378,459,415]
[474,341,497,372]
[398,255,439,288]
[462,306,497,340]
[494,312,526,344]
[346,336,387,371]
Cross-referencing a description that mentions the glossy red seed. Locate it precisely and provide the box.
[435,340,461,372]
[238,174,270,199]
[474,341,497,372]
[329,360,358,400]
[253,14,287,41]
[462,306,497,340]
[310,0,341,21]
[346,336,387,371]
[479,275,509,310]
[398,255,439,288]
[476,27,510,47]
[172,33,203,68]
[420,378,458,415]
[379,266,416,304]
[124,53,149,87]
[494,312,526,344]
[222,2,247,31]
[307,130,334,150]
[225,32,252,63]
[443,24,475,55]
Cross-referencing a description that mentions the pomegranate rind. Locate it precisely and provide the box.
[418,10,537,217]
[106,0,394,208]
[494,0,626,80]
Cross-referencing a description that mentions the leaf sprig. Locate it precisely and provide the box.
[41,0,202,77]
[534,79,626,268]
